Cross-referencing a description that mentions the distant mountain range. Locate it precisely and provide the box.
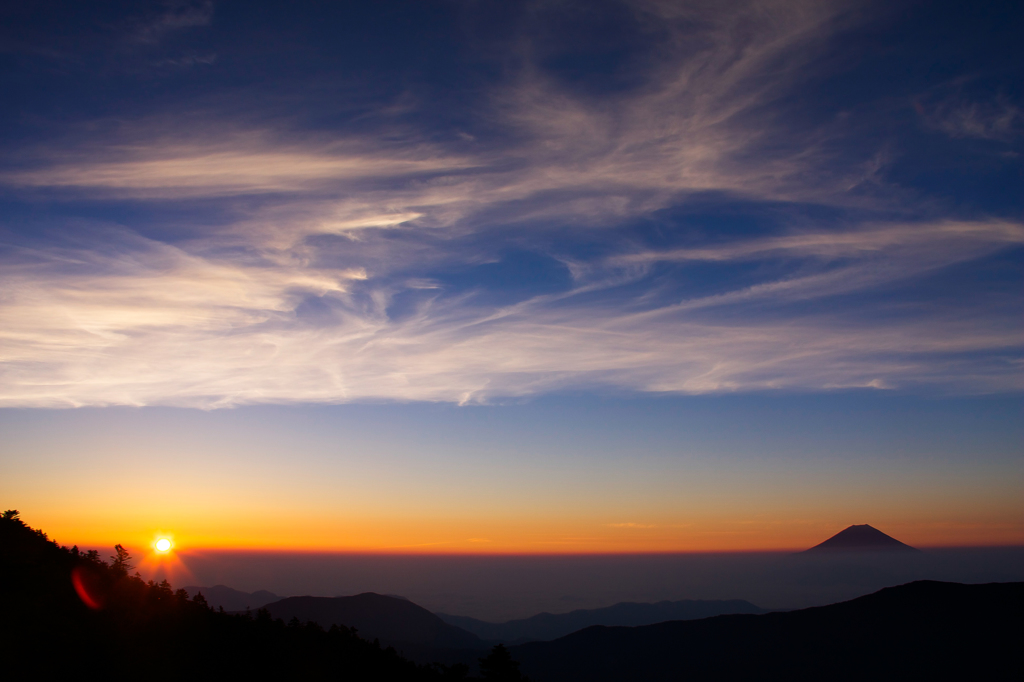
[186,588,769,648]
[183,584,282,611]
[438,599,767,644]
[177,524,962,673]
[261,593,486,656]
[236,580,1023,678]
[804,524,919,553]
[182,523,918,654]
[512,581,1023,681]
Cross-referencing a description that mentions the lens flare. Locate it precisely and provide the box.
[71,566,104,609]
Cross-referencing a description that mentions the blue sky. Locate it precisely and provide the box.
[0,1,1021,551]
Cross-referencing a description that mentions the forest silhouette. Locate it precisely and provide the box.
[0,511,524,680]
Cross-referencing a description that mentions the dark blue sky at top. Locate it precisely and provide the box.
[3,1,1021,207]
[0,0,1021,406]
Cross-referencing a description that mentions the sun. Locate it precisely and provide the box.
[139,534,190,581]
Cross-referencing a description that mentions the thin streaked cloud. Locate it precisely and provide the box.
[5,144,474,198]
[1,216,1019,408]
[132,1,214,45]
[920,96,1022,141]
[0,0,1020,408]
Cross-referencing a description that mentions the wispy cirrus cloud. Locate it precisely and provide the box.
[613,221,1024,264]
[3,2,860,215]
[920,96,1022,141]
[5,144,473,198]
[607,221,1024,309]
[0,218,1019,408]
[0,0,1020,408]
[132,1,214,45]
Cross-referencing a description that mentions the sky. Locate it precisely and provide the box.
[1,0,1022,557]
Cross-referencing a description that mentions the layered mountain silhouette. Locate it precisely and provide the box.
[804,524,918,552]
[183,584,281,611]
[438,599,767,644]
[512,581,1023,681]
[261,593,486,654]
[0,511,440,679]
[5,510,1022,679]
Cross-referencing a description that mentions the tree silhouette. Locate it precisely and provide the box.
[1,512,445,679]
[110,544,133,576]
[479,644,526,681]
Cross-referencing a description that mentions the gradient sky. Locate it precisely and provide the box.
[1,0,1021,555]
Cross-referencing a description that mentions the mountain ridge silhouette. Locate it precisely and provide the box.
[261,592,486,654]
[512,580,1023,680]
[804,524,918,553]
[438,598,767,643]
[183,584,281,611]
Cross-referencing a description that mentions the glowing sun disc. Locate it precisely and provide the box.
[155,538,172,553]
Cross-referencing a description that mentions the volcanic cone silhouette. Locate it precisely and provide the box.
[805,524,918,552]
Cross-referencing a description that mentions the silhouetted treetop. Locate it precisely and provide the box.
[480,644,528,681]
[110,543,133,575]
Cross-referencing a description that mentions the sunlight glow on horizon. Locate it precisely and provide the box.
[137,532,192,585]
[26,509,1023,557]
[7,395,1021,556]
[0,1,1021,567]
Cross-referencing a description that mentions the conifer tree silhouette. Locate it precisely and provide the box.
[110,544,133,576]
[479,644,526,681]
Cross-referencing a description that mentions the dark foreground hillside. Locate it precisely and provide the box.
[0,512,466,680]
[514,579,1023,681]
